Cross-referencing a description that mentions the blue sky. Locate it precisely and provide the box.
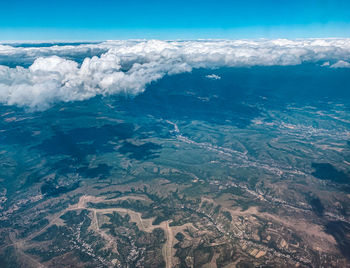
[1,0,350,40]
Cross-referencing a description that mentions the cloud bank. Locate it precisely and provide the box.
[1,39,350,110]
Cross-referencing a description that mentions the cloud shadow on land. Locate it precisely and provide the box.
[35,123,134,160]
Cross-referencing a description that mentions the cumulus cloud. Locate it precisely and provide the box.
[330,60,350,68]
[206,74,221,80]
[1,39,350,110]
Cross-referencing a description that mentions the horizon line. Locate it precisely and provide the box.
[2,37,350,43]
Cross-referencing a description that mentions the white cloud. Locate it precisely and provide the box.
[1,39,350,110]
[206,74,221,80]
[330,60,350,68]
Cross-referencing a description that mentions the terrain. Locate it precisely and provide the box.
[0,62,350,267]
